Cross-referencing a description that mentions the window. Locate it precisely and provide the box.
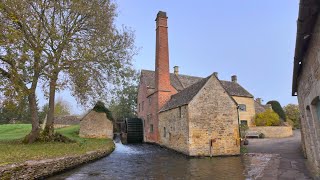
[239,104,246,111]
[179,106,182,118]
[163,127,166,137]
[316,100,320,122]
[150,124,154,133]
[138,103,140,112]
[142,101,144,111]
[240,120,248,126]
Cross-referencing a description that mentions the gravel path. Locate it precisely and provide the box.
[247,130,312,180]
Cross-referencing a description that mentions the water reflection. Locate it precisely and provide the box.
[50,143,246,180]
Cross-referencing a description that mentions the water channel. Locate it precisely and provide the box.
[49,141,253,180]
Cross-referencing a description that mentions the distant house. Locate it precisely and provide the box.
[292,0,320,175]
[137,11,259,156]
[54,116,80,128]
[254,98,272,114]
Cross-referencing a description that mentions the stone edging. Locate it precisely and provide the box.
[0,143,115,180]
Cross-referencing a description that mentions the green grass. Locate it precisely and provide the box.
[0,124,114,166]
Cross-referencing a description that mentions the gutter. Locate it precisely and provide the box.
[292,0,320,96]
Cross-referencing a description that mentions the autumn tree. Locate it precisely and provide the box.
[284,104,300,128]
[1,0,136,140]
[0,0,49,142]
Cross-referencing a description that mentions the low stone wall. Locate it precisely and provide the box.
[249,126,293,138]
[0,144,114,179]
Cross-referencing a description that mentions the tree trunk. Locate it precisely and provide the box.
[44,78,57,137]
[25,92,40,143]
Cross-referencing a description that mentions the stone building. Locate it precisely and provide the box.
[254,98,272,114]
[79,110,113,139]
[292,0,320,176]
[137,11,258,156]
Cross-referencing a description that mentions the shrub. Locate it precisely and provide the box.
[267,100,286,121]
[259,133,265,138]
[255,109,281,126]
[93,101,114,121]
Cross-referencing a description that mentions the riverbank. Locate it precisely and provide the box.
[0,124,115,179]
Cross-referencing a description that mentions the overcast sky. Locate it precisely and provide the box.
[39,0,300,114]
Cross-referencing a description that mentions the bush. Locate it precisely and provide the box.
[93,101,114,121]
[267,100,286,121]
[259,133,265,138]
[255,109,281,126]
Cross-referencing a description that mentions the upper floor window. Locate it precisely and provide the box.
[138,103,141,112]
[240,120,248,126]
[150,124,154,133]
[239,104,246,111]
[142,101,144,111]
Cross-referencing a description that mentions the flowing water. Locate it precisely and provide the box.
[49,141,248,180]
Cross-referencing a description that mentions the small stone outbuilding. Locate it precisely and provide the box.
[79,110,113,139]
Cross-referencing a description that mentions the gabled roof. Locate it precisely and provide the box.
[254,100,272,114]
[140,69,253,98]
[220,81,253,98]
[160,76,211,112]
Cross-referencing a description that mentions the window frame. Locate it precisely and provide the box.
[239,104,247,112]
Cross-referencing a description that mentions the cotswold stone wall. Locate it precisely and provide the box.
[297,14,320,175]
[79,111,113,139]
[159,105,189,154]
[188,76,240,156]
[0,146,114,179]
[232,96,256,127]
[249,126,293,138]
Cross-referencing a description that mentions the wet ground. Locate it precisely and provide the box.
[247,130,312,179]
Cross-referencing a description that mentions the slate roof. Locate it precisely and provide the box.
[160,76,211,112]
[141,70,253,98]
[220,81,253,98]
[254,101,272,114]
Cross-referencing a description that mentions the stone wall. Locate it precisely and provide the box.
[159,105,189,155]
[188,75,240,156]
[296,13,320,176]
[232,96,256,127]
[0,145,114,179]
[249,126,293,138]
[79,111,113,139]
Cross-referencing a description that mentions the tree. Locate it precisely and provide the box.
[284,104,300,129]
[39,98,71,122]
[254,109,281,126]
[109,85,138,122]
[0,97,32,124]
[267,100,286,121]
[0,0,48,142]
[34,0,136,137]
[1,0,136,141]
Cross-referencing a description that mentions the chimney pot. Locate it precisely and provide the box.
[174,66,179,75]
[231,75,237,83]
[213,72,218,78]
[256,98,262,105]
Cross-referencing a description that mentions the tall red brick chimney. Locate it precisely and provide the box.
[155,11,171,93]
[154,11,176,110]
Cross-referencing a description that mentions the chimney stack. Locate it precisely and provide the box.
[155,11,171,92]
[256,98,262,105]
[231,75,237,83]
[213,72,218,78]
[174,66,179,75]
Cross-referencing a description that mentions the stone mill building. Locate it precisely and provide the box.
[138,11,257,156]
[292,0,320,175]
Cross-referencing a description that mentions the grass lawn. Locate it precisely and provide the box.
[0,124,114,166]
